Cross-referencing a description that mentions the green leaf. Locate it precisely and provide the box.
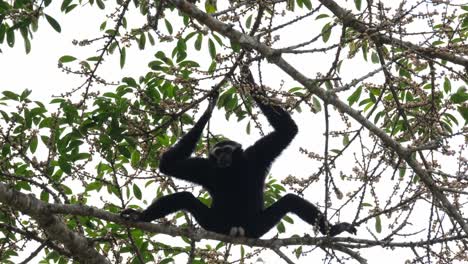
[30,135,38,153]
[176,39,187,58]
[286,0,294,11]
[399,67,411,78]
[399,167,406,179]
[276,221,285,233]
[208,39,216,59]
[321,23,332,43]
[0,24,6,43]
[45,14,61,33]
[86,182,103,191]
[208,60,216,74]
[295,246,303,258]
[230,39,241,52]
[354,0,362,10]
[371,52,379,63]
[347,86,362,106]
[185,31,197,41]
[138,33,146,50]
[450,88,468,103]
[109,42,118,53]
[297,0,303,8]
[61,0,72,11]
[24,109,32,128]
[86,56,100,62]
[316,14,329,20]
[289,87,302,93]
[444,113,459,126]
[450,93,468,104]
[120,47,126,68]
[375,215,382,233]
[50,98,65,104]
[133,184,142,200]
[64,3,77,13]
[343,134,350,146]
[443,77,451,93]
[159,259,174,264]
[148,32,155,45]
[62,102,78,124]
[195,33,203,50]
[458,106,468,124]
[96,0,105,9]
[303,0,312,10]
[100,21,107,31]
[179,60,200,68]
[463,16,468,28]
[246,14,252,28]
[155,51,166,61]
[131,150,140,169]
[122,77,138,87]
[2,143,11,156]
[73,153,91,161]
[23,34,31,54]
[2,91,19,100]
[81,61,91,70]
[205,0,216,13]
[16,181,31,191]
[282,215,293,223]
[6,28,14,47]
[59,55,77,63]
[58,157,72,174]
[40,191,49,202]
[123,18,129,29]
[311,96,322,113]
[164,19,173,34]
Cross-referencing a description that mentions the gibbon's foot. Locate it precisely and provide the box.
[329,222,357,236]
[229,226,245,237]
[120,208,142,221]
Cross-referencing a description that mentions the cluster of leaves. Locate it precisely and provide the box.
[0,0,63,53]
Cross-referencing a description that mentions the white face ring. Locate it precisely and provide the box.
[210,142,241,156]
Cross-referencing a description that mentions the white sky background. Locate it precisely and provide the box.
[1,0,466,263]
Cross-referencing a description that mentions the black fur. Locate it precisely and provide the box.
[121,74,356,238]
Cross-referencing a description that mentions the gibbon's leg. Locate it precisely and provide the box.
[245,194,325,238]
[247,194,355,238]
[138,192,216,230]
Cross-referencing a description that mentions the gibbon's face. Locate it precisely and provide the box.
[209,140,242,168]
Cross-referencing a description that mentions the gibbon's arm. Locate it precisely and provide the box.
[245,95,298,165]
[159,97,217,186]
[242,70,298,172]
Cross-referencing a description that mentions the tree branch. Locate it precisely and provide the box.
[0,183,110,264]
[1,182,465,252]
[317,0,468,68]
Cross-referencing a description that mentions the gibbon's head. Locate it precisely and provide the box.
[209,140,243,168]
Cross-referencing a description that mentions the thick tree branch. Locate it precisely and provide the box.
[0,184,364,261]
[168,0,468,235]
[318,0,468,68]
[0,183,110,264]
[1,182,465,249]
[0,223,72,257]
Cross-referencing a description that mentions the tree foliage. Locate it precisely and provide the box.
[0,0,467,263]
